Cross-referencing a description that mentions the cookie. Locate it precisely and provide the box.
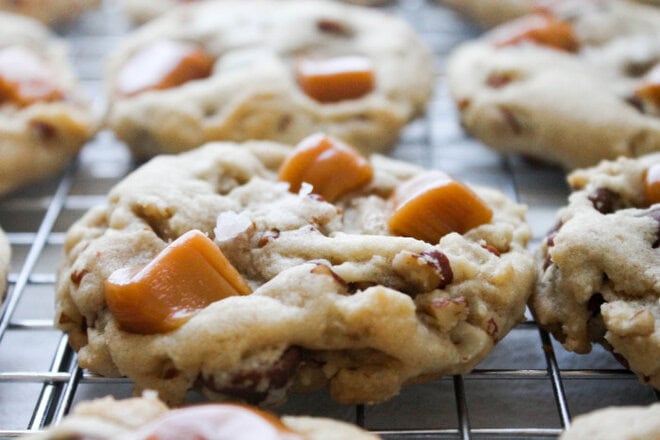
[559,403,660,440]
[446,0,660,169]
[0,0,100,26]
[0,227,9,303]
[439,0,534,28]
[29,392,379,439]
[532,153,660,389]
[438,0,660,28]
[0,12,97,196]
[119,0,394,24]
[105,0,434,159]
[55,134,535,405]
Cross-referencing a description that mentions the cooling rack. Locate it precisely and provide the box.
[0,1,657,439]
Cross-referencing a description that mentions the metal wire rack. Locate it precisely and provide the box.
[0,1,658,439]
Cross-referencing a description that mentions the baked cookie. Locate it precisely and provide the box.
[0,12,97,196]
[559,403,660,440]
[0,227,9,303]
[532,153,660,388]
[29,392,379,439]
[446,0,660,169]
[56,134,535,405]
[438,0,660,28]
[438,0,534,29]
[0,0,100,26]
[105,0,434,159]
[119,0,394,24]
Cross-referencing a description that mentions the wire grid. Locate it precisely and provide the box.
[0,1,658,439]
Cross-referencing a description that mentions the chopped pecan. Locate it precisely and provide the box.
[199,346,302,404]
[316,18,352,37]
[587,188,621,214]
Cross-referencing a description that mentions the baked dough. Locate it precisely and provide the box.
[0,227,10,304]
[0,0,99,26]
[532,153,660,389]
[0,12,97,196]
[30,392,378,439]
[438,0,660,28]
[56,139,535,405]
[447,0,660,169]
[560,403,660,440]
[119,0,394,24]
[105,0,434,158]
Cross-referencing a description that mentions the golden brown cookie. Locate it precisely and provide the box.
[56,136,535,405]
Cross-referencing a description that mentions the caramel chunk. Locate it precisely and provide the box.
[104,230,250,334]
[130,404,302,440]
[645,163,660,205]
[117,40,214,97]
[491,13,579,52]
[0,46,64,107]
[634,63,660,111]
[388,171,493,243]
[278,133,373,202]
[295,55,375,103]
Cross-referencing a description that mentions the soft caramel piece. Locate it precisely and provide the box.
[388,171,493,243]
[130,404,302,440]
[645,163,660,205]
[491,13,579,52]
[634,63,660,109]
[295,55,375,103]
[0,46,64,107]
[117,40,214,97]
[278,133,373,202]
[104,230,250,334]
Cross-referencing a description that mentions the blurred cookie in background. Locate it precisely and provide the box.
[446,0,660,169]
[0,227,9,304]
[559,403,660,440]
[0,0,100,26]
[0,12,98,196]
[105,0,434,159]
[28,392,380,439]
[119,0,395,24]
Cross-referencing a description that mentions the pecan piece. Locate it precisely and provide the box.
[588,188,621,214]
[199,346,302,404]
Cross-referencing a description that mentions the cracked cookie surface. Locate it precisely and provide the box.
[446,0,660,169]
[106,0,434,159]
[532,153,660,389]
[30,392,379,439]
[0,12,97,196]
[56,138,535,405]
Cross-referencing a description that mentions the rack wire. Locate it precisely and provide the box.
[0,1,657,439]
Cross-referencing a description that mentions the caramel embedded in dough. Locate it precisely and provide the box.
[117,40,214,97]
[388,170,493,243]
[104,230,250,334]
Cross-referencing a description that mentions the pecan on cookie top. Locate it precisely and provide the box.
[29,392,379,440]
[56,135,535,405]
[446,0,660,169]
[0,12,97,197]
[532,152,660,389]
[105,0,434,159]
